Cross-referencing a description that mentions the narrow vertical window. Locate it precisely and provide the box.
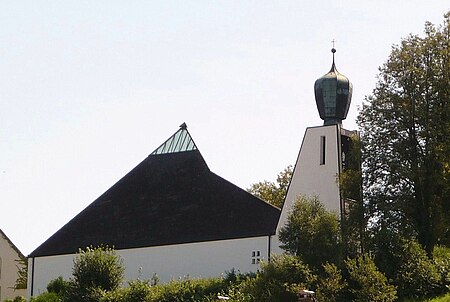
[320,136,326,165]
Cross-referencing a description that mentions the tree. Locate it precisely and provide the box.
[68,246,124,302]
[339,134,365,257]
[358,12,450,255]
[278,196,341,270]
[14,257,28,290]
[247,165,292,208]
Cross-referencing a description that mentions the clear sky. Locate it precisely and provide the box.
[1,1,448,255]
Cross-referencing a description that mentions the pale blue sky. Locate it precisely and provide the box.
[1,1,448,254]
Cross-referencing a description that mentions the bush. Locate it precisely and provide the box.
[237,254,317,302]
[102,277,229,302]
[434,245,450,292]
[29,292,60,302]
[315,262,347,302]
[148,278,227,302]
[47,276,71,296]
[345,253,397,302]
[67,246,124,302]
[102,279,152,302]
[3,297,27,302]
[395,240,441,299]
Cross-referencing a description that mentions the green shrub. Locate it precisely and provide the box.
[102,277,229,302]
[67,246,124,302]
[345,253,397,302]
[29,292,60,302]
[3,297,27,302]
[434,245,450,292]
[237,254,316,302]
[148,278,227,302]
[315,262,347,302]
[47,276,71,296]
[102,279,153,302]
[396,240,441,299]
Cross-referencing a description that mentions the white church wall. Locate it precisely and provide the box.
[28,236,270,297]
[27,254,75,297]
[118,236,269,282]
[277,125,341,233]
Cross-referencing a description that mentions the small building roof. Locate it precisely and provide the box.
[30,124,280,257]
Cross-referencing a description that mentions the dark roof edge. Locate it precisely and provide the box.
[0,229,25,259]
[210,171,282,211]
[29,233,276,258]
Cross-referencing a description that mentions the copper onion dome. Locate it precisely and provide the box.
[314,48,353,125]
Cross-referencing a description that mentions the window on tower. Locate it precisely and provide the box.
[320,136,326,165]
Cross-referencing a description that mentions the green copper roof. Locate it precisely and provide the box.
[151,123,198,155]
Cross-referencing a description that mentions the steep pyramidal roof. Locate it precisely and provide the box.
[30,124,280,257]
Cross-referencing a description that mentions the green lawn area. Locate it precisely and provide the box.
[401,293,450,302]
[429,294,450,302]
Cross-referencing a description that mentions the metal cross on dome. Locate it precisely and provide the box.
[331,39,336,48]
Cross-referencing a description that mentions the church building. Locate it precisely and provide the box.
[27,49,354,297]
[27,123,281,297]
[277,47,356,233]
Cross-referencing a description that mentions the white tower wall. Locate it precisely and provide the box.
[276,124,342,234]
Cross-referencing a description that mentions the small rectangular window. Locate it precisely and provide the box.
[320,136,326,165]
[251,250,261,264]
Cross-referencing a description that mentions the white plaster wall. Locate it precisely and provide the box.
[28,236,270,297]
[0,233,26,300]
[269,234,284,255]
[277,125,341,233]
[27,254,75,297]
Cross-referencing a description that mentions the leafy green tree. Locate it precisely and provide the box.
[247,165,292,208]
[278,196,341,270]
[14,257,28,290]
[345,254,397,302]
[339,135,365,258]
[358,12,450,255]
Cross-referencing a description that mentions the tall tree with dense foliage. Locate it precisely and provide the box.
[247,165,293,208]
[278,196,341,270]
[358,12,450,255]
[339,135,365,257]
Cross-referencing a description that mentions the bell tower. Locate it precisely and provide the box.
[276,48,356,234]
